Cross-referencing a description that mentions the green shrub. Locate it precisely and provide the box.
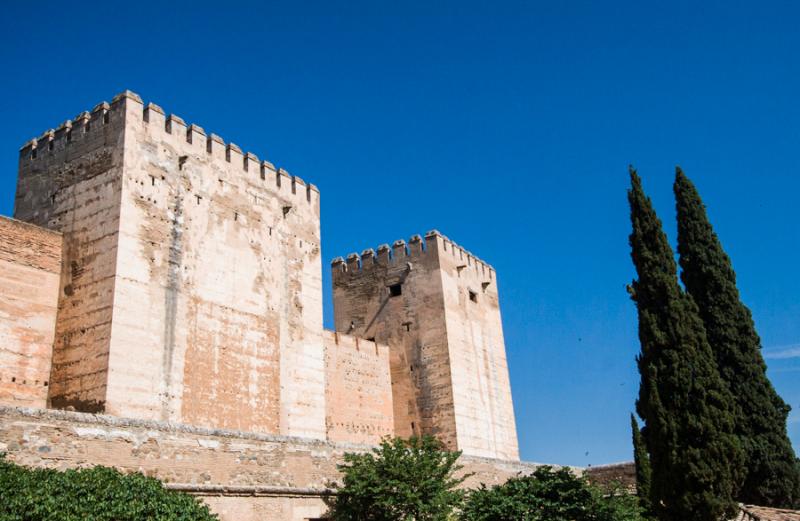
[0,456,217,521]
[460,466,646,521]
[328,436,466,521]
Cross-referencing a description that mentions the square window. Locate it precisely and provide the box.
[389,284,402,297]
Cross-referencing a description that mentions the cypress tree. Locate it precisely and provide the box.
[630,413,652,514]
[674,168,800,507]
[627,167,744,521]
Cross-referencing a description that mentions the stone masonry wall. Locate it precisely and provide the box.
[13,91,326,439]
[332,233,455,449]
[0,217,61,408]
[434,232,519,460]
[323,330,394,444]
[0,406,543,521]
[15,99,127,412]
[111,93,324,438]
[331,231,518,460]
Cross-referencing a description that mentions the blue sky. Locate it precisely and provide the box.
[1,1,798,466]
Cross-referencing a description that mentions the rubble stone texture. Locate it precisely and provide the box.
[0,406,540,521]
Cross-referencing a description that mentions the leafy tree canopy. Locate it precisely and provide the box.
[627,168,743,521]
[674,168,800,508]
[0,456,218,521]
[328,436,466,521]
[460,466,646,521]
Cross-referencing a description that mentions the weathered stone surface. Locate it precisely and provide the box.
[13,93,325,440]
[0,217,61,408]
[332,231,519,460]
[1,91,532,521]
[323,330,394,444]
[0,406,542,521]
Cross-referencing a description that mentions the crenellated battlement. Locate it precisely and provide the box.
[323,329,388,358]
[19,96,123,161]
[331,230,495,281]
[19,90,318,204]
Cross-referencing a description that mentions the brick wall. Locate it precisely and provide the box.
[323,330,394,444]
[0,217,61,408]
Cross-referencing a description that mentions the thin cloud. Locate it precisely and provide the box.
[769,366,800,373]
[762,344,800,360]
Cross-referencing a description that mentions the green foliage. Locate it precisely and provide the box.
[0,456,217,521]
[328,436,466,521]
[460,465,646,521]
[674,168,800,508]
[627,168,744,521]
[630,414,652,514]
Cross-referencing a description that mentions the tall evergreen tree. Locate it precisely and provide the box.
[627,167,744,521]
[674,168,800,508]
[630,414,652,514]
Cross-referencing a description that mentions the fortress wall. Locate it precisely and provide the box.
[323,330,394,444]
[331,234,456,449]
[433,233,519,460]
[0,406,543,521]
[110,93,324,437]
[332,232,518,460]
[14,98,128,412]
[0,217,61,408]
[11,91,325,438]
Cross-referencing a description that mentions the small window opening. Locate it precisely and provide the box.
[410,421,416,433]
[178,155,188,170]
[367,337,375,342]
[234,211,239,221]
[48,140,54,151]
[403,322,412,331]
[469,290,478,303]
[86,122,91,132]
[195,195,202,205]
[150,176,156,186]
[31,148,37,159]
[11,377,15,383]
[389,284,402,297]
[66,130,72,142]
[103,112,110,124]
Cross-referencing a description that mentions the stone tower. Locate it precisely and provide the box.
[331,231,519,460]
[14,91,326,439]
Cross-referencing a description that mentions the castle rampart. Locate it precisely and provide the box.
[0,217,61,408]
[323,330,394,444]
[14,91,325,439]
[332,231,518,460]
[0,406,540,521]
[0,90,527,520]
